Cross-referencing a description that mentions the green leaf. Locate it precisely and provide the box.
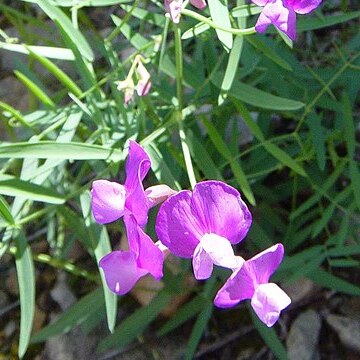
[0,43,75,60]
[201,117,255,205]
[349,161,360,213]
[308,112,326,171]
[31,288,104,343]
[0,141,122,162]
[35,0,94,61]
[98,290,172,352]
[0,177,65,204]
[297,11,360,32]
[232,4,261,17]
[29,49,82,97]
[342,93,355,157]
[212,74,304,111]
[157,295,205,337]
[0,101,33,129]
[15,231,36,358]
[14,71,55,108]
[246,36,293,71]
[80,192,117,333]
[144,143,182,191]
[219,36,244,105]
[250,308,288,360]
[186,130,224,180]
[0,195,15,225]
[309,267,360,296]
[111,15,150,50]
[185,277,216,360]
[185,302,213,360]
[208,0,233,51]
[234,101,306,177]
[290,163,345,220]
[182,22,210,40]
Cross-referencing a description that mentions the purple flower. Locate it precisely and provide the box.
[99,215,165,295]
[91,141,175,227]
[253,0,322,40]
[214,243,291,327]
[156,181,252,280]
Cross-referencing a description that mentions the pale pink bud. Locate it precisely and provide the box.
[164,0,183,24]
[145,184,177,207]
[190,0,207,10]
[136,61,152,97]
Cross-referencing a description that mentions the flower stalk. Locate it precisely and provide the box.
[174,23,197,189]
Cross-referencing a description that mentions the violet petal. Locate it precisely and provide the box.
[251,283,291,327]
[91,180,126,224]
[191,181,252,244]
[125,214,164,280]
[155,190,204,258]
[99,251,147,295]
[125,140,151,226]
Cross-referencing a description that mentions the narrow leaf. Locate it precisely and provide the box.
[15,232,36,358]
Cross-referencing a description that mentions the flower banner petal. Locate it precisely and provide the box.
[246,243,284,284]
[191,181,252,244]
[288,0,322,14]
[125,141,151,226]
[156,190,204,257]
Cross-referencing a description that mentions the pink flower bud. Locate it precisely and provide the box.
[136,61,152,97]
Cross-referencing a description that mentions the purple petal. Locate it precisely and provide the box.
[125,141,151,226]
[145,184,177,207]
[251,283,291,327]
[99,251,147,295]
[288,0,322,14]
[246,243,284,284]
[125,215,164,280]
[191,181,252,244]
[213,263,255,308]
[91,180,126,224]
[192,242,214,280]
[155,190,204,258]
[214,244,286,310]
[190,0,207,10]
[256,0,297,40]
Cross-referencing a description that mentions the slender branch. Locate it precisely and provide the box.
[174,24,197,189]
[181,9,256,36]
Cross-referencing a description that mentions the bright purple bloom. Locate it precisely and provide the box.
[99,215,164,295]
[253,0,322,40]
[214,243,291,327]
[156,181,252,280]
[91,141,175,227]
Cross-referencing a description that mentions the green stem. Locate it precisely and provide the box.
[181,8,256,36]
[2,244,99,282]
[174,24,197,189]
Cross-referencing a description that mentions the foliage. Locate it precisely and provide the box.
[0,0,359,358]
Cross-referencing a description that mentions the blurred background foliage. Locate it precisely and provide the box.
[0,0,359,359]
